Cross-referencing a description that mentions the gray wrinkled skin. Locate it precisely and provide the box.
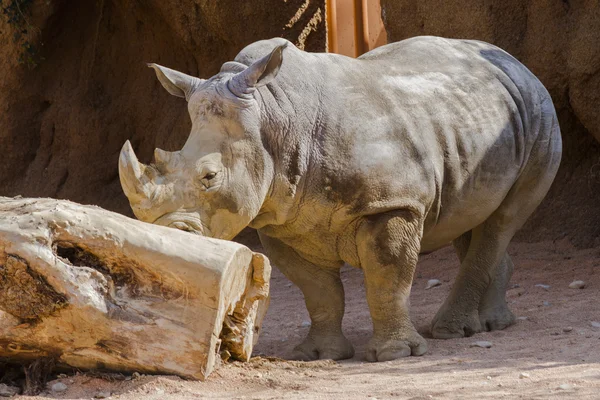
[119,36,562,362]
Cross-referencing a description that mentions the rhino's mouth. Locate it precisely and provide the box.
[153,212,208,236]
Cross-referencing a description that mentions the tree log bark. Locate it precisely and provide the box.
[0,197,270,380]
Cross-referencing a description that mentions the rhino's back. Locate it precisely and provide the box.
[308,36,558,251]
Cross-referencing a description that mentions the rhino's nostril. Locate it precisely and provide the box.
[170,221,193,232]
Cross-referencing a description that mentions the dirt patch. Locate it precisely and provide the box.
[12,240,600,399]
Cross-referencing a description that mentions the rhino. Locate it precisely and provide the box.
[119,36,562,362]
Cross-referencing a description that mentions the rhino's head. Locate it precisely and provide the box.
[119,43,287,240]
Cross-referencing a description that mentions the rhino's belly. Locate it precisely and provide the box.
[420,215,487,253]
[419,171,517,253]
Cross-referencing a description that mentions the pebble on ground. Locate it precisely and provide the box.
[425,279,442,290]
[568,280,585,289]
[51,382,68,393]
[470,341,492,349]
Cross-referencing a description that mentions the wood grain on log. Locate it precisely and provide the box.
[0,197,270,380]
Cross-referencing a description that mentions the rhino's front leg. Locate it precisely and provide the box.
[356,210,428,361]
[258,232,354,361]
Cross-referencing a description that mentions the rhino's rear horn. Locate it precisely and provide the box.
[154,148,182,173]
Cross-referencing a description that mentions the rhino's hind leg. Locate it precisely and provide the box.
[437,231,515,336]
[432,111,561,339]
[431,200,545,339]
[258,232,354,361]
[430,226,510,339]
[479,253,516,331]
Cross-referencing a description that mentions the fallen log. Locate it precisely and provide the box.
[0,197,270,380]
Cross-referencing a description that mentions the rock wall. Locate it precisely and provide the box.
[381,0,600,247]
[0,0,326,215]
[3,0,598,247]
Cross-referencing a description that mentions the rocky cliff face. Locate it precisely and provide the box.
[381,0,600,246]
[0,0,325,215]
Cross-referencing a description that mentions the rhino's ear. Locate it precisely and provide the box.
[229,44,286,97]
[148,64,204,101]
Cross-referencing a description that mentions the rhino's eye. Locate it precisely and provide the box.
[200,171,218,189]
[203,172,217,181]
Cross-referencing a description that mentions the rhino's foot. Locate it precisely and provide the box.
[365,331,428,362]
[479,304,516,332]
[431,306,482,339]
[478,262,516,331]
[291,334,354,361]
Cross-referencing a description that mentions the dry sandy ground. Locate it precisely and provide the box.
[17,240,600,399]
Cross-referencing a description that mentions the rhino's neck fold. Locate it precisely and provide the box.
[250,54,323,230]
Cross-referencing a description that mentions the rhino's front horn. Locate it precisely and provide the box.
[119,140,149,202]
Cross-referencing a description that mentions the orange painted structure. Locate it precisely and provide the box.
[326,0,387,57]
